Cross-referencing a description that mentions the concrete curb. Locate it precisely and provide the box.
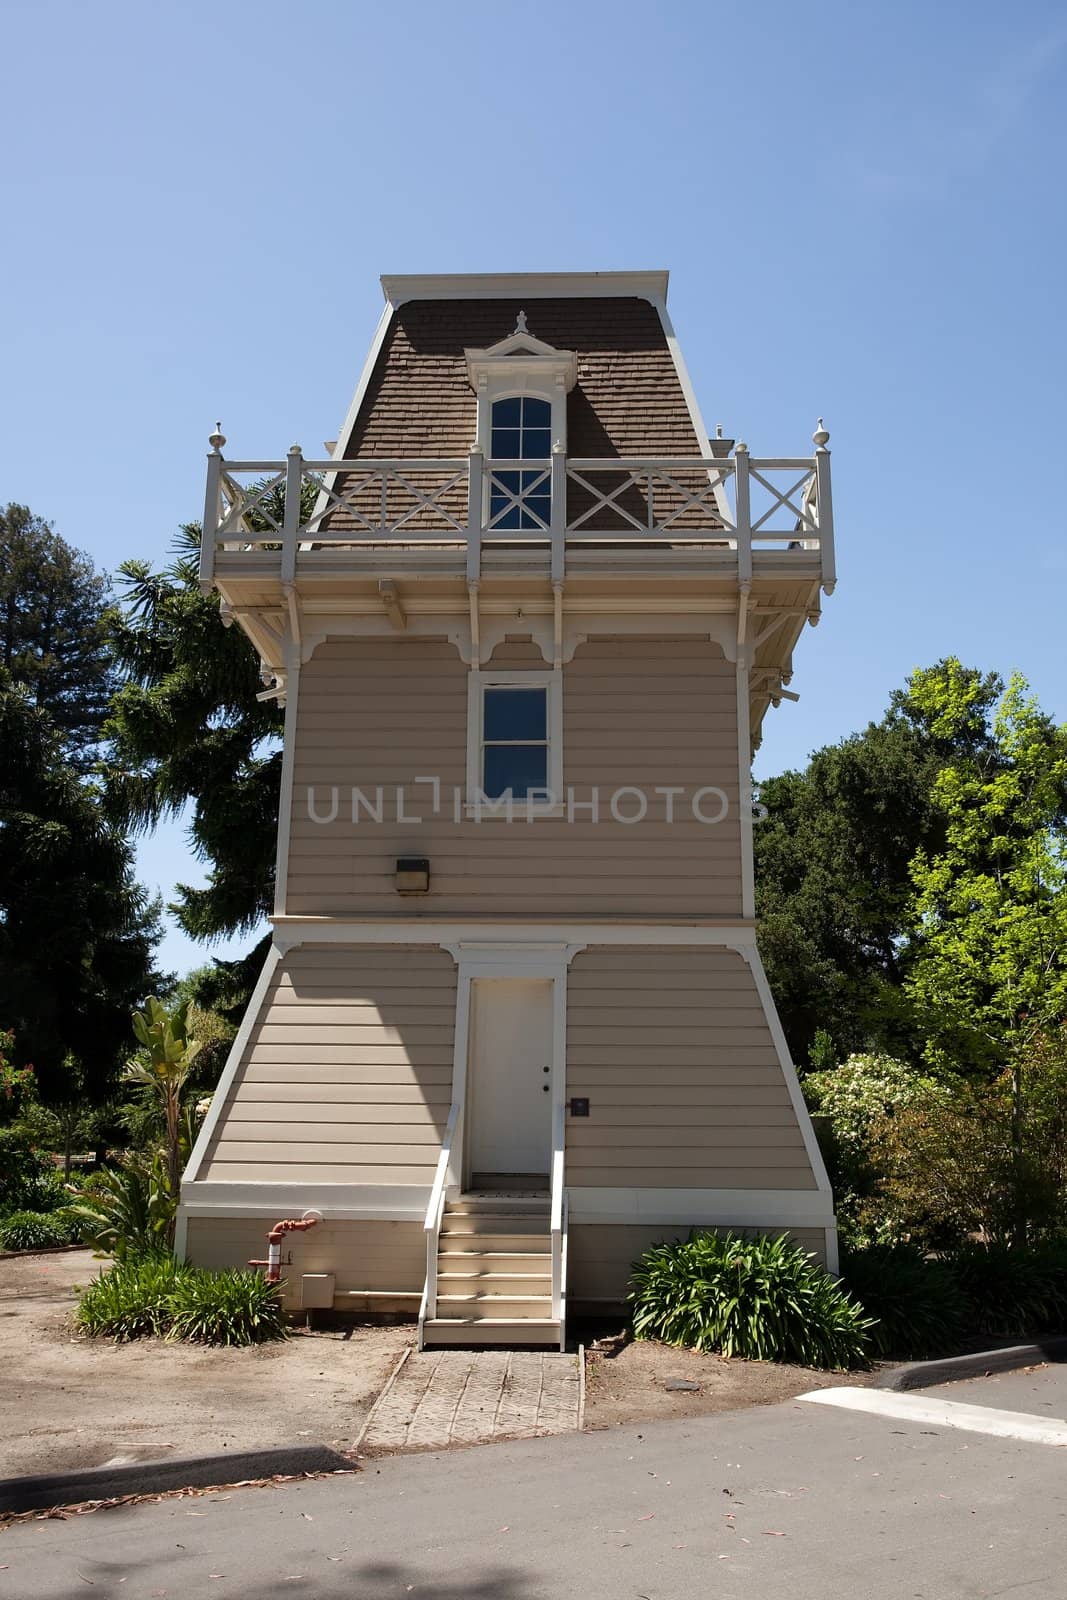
[876,1335,1067,1392]
[0,1445,357,1515]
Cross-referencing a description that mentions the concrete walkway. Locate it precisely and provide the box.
[358,1348,581,1450]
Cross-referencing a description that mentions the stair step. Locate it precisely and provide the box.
[438,1251,552,1273]
[422,1318,561,1348]
[441,1216,550,1241]
[448,1194,550,1216]
[437,1272,551,1295]
[436,1294,552,1320]
[438,1230,551,1253]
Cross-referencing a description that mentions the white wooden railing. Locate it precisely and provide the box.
[550,1098,567,1334]
[419,1097,461,1345]
[199,428,835,592]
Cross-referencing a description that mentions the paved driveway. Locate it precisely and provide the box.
[4,1364,1066,1598]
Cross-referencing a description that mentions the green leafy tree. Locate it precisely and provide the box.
[125,997,202,1232]
[866,1038,1067,1246]
[903,665,1067,1241]
[106,524,283,1005]
[0,503,116,760]
[0,669,161,1101]
[755,661,1002,1063]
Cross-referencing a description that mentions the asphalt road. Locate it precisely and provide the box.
[3,1369,1066,1600]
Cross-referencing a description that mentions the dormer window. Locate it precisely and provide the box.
[466,315,578,537]
[489,396,552,530]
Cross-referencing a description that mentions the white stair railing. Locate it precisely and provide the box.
[550,1098,567,1335]
[419,1098,461,1348]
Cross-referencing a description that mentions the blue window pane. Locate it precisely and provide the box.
[523,428,551,459]
[484,744,549,799]
[484,687,547,741]
[521,398,551,427]
[490,492,520,528]
[493,397,521,427]
[523,494,551,527]
[491,428,520,459]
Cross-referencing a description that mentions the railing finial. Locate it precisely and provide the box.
[208,422,226,453]
[813,417,830,448]
[289,442,302,456]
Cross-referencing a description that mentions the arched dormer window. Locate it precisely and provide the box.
[489,395,552,529]
[466,316,578,537]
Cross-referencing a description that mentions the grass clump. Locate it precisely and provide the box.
[76,1254,191,1340]
[167,1267,289,1347]
[76,1256,288,1346]
[629,1230,874,1370]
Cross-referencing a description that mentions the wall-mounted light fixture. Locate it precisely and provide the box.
[395,857,430,895]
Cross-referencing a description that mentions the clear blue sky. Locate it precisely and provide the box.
[4,1,1066,977]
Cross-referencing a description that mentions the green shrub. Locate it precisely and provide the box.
[629,1231,874,1369]
[0,1128,61,1216]
[67,1154,173,1260]
[166,1268,288,1347]
[946,1242,1067,1340]
[0,1209,73,1251]
[76,1254,191,1341]
[76,1258,288,1346]
[842,1243,966,1358]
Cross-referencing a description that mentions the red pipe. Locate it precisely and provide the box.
[248,1214,321,1283]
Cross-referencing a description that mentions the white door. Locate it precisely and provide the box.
[467,978,553,1179]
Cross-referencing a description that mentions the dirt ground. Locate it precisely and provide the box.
[0,1250,412,1479]
[1,1255,882,1483]
[578,1321,878,1429]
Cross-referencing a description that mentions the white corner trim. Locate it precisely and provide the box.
[740,945,835,1198]
[181,945,283,1185]
[654,296,732,526]
[737,657,755,920]
[272,650,301,917]
[329,299,394,464]
[381,271,670,306]
[567,1186,835,1229]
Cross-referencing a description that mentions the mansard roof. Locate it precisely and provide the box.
[338,289,707,464]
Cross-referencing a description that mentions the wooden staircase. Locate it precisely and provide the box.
[421,1192,561,1347]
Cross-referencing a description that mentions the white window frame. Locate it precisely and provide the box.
[485,392,554,532]
[466,668,563,818]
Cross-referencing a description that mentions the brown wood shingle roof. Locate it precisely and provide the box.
[335,297,718,533]
[347,297,702,459]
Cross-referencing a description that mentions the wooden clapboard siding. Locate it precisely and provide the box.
[198,945,456,1184]
[183,1217,424,1300]
[568,1223,828,1302]
[285,634,742,917]
[565,948,817,1189]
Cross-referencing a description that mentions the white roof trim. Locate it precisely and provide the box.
[465,329,578,394]
[381,270,669,305]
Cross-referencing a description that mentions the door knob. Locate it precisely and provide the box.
[542,1084,550,1093]
[542,1065,550,1074]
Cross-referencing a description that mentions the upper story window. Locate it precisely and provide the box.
[467,667,563,811]
[482,682,548,797]
[489,396,552,530]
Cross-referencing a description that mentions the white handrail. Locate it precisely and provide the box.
[423,1098,461,1328]
[550,1099,566,1322]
